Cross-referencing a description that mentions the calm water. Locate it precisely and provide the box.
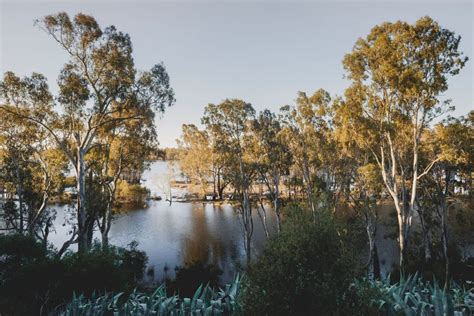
[48,161,277,284]
[43,161,414,281]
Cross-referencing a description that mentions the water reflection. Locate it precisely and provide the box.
[47,161,277,284]
[50,200,276,284]
[179,204,242,282]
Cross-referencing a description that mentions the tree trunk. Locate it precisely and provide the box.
[76,149,88,253]
[366,216,380,280]
[100,205,110,249]
[373,244,381,280]
[275,204,282,233]
[244,228,252,265]
[242,190,253,265]
[398,220,406,268]
[441,168,453,287]
[212,171,217,200]
[238,159,253,265]
[15,165,24,234]
[101,230,109,249]
[418,209,432,263]
[218,186,224,201]
[440,177,450,286]
[257,198,270,238]
[302,156,315,221]
[86,218,94,249]
[273,170,282,233]
[441,212,449,286]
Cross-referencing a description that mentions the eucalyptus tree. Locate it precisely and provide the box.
[280,89,332,221]
[419,113,473,282]
[177,124,231,200]
[177,124,213,199]
[333,99,384,279]
[0,12,174,253]
[250,109,292,233]
[342,17,467,267]
[0,107,68,245]
[210,149,231,200]
[202,99,256,263]
[354,163,384,279]
[90,107,158,248]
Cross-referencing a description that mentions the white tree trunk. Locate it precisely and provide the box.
[76,149,88,253]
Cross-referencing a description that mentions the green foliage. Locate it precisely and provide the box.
[120,241,149,282]
[348,274,474,316]
[396,240,474,284]
[167,261,223,298]
[241,206,359,315]
[60,242,148,296]
[116,180,149,204]
[55,274,242,316]
[0,234,62,315]
[1,11,175,253]
[0,234,148,315]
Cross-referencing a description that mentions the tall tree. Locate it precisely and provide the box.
[250,109,292,233]
[0,12,174,253]
[177,124,213,199]
[202,99,256,264]
[333,99,383,279]
[89,107,158,248]
[342,17,467,267]
[0,109,67,245]
[419,113,473,283]
[280,89,332,221]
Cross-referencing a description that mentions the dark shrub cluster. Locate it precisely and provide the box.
[241,206,360,315]
[166,261,223,298]
[0,234,148,315]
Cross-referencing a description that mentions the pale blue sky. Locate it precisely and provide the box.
[1,1,472,147]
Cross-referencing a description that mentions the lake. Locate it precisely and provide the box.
[48,161,277,284]
[47,161,410,283]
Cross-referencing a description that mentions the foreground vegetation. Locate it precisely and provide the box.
[348,275,474,316]
[54,210,473,315]
[58,275,242,315]
[58,274,474,316]
[0,204,472,314]
[0,235,148,315]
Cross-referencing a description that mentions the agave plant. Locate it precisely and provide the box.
[352,273,474,316]
[53,274,242,316]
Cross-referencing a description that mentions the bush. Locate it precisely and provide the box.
[0,234,148,315]
[61,247,130,297]
[393,238,474,284]
[348,273,474,315]
[120,241,149,283]
[241,206,359,315]
[55,274,242,315]
[166,261,223,298]
[0,234,63,315]
[116,180,149,204]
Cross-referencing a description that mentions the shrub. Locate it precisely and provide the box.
[241,206,359,315]
[116,180,149,204]
[348,273,474,315]
[0,234,148,315]
[393,238,474,284]
[0,234,63,315]
[54,274,242,315]
[120,241,149,283]
[167,261,223,298]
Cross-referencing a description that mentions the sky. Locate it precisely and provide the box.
[1,0,473,148]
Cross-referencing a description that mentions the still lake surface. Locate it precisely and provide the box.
[48,161,277,284]
[48,161,415,283]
